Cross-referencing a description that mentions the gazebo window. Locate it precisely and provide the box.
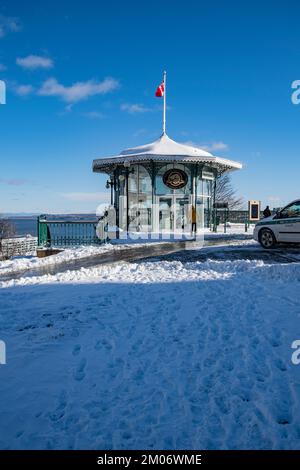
[128,165,152,232]
[196,173,213,228]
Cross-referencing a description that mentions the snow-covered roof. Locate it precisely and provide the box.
[93,133,242,174]
[120,133,213,157]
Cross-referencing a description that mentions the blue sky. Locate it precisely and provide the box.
[1,0,300,213]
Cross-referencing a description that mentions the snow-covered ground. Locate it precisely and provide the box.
[204,223,254,237]
[0,225,253,278]
[1,253,300,450]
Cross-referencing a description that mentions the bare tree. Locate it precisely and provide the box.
[0,217,16,259]
[0,218,15,238]
[215,174,244,209]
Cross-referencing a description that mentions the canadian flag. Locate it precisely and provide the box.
[155,80,164,97]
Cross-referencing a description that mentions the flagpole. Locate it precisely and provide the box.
[163,70,166,134]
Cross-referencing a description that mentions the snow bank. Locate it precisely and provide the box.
[1,255,300,289]
[0,244,136,277]
[0,257,265,288]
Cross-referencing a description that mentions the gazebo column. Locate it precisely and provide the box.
[212,174,217,232]
[151,160,155,233]
[114,169,119,239]
[125,168,129,233]
[192,165,198,234]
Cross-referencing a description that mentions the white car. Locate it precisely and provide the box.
[254,200,300,248]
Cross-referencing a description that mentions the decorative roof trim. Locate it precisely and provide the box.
[93,154,242,173]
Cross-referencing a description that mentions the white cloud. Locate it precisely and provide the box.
[61,192,110,202]
[121,103,151,114]
[184,140,229,153]
[14,84,34,96]
[38,77,119,103]
[133,128,147,137]
[16,55,53,70]
[82,111,105,119]
[0,63,7,71]
[0,15,21,38]
[206,141,229,152]
[0,178,28,186]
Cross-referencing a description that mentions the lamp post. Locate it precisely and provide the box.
[106,176,114,205]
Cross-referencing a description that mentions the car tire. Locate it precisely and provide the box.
[259,228,277,249]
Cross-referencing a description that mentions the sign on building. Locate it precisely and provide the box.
[201,170,215,180]
[248,200,261,221]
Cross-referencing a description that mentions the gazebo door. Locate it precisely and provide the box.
[158,195,190,233]
[174,196,189,232]
[159,197,173,232]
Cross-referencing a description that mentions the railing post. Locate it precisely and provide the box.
[37,215,49,247]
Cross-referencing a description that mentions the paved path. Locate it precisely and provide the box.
[145,245,300,265]
[0,240,197,282]
[1,236,300,282]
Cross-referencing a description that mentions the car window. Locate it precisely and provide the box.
[280,201,300,219]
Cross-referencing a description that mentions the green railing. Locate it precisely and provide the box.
[37,215,107,248]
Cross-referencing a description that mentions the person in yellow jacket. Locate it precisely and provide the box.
[191,205,197,233]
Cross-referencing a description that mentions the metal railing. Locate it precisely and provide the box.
[216,210,267,224]
[37,215,108,248]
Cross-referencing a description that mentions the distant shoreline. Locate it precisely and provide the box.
[4,214,98,237]
[4,214,97,218]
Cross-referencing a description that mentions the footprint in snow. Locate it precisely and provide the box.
[71,328,80,338]
[72,344,81,356]
[274,357,287,372]
[49,390,67,422]
[73,358,87,381]
[95,339,112,351]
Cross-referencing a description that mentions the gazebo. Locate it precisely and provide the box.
[92,73,242,240]
[93,133,242,239]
